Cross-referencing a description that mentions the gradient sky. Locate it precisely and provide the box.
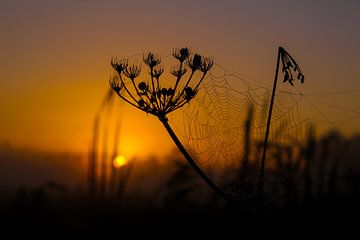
[1,0,359,158]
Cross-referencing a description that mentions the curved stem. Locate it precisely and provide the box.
[160,117,235,206]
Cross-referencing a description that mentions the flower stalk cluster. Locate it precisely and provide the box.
[279,47,305,86]
[110,47,213,120]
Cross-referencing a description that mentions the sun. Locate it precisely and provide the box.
[113,155,128,168]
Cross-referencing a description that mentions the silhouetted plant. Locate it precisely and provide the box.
[110,48,213,119]
[110,47,234,205]
[259,47,305,194]
[88,89,114,199]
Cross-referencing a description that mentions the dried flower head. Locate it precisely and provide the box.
[143,53,161,68]
[173,47,190,63]
[200,57,214,73]
[167,88,174,96]
[110,47,213,120]
[124,64,142,80]
[111,58,128,73]
[153,66,164,79]
[184,87,196,101]
[138,81,147,92]
[279,47,304,86]
[188,54,202,71]
[109,75,123,93]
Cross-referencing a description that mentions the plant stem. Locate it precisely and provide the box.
[88,89,113,199]
[160,117,235,206]
[259,47,281,194]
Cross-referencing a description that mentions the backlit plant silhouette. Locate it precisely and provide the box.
[110,47,234,204]
[259,47,305,194]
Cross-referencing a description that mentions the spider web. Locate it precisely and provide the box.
[99,53,359,210]
[167,63,347,211]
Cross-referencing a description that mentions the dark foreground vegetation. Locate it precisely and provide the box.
[1,130,359,238]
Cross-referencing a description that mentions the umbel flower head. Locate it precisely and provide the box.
[109,47,213,121]
[279,47,305,86]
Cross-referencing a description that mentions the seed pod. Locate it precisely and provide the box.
[138,82,147,91]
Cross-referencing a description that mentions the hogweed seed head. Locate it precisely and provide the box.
[138,99,145,107]
[184,87,196,101]
[111,58,128,73]
[167,88,174,96]
[138,81,148,92]
[173,47,190,63]
[188,54,202,71]
[153,66,164,79]
[109,75,123,93]
[200,57,214,73]
[124,64,142,80]
[143,53,161,68]
[110,47,213,119]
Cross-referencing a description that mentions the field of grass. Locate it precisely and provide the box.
[1,130,359,237]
